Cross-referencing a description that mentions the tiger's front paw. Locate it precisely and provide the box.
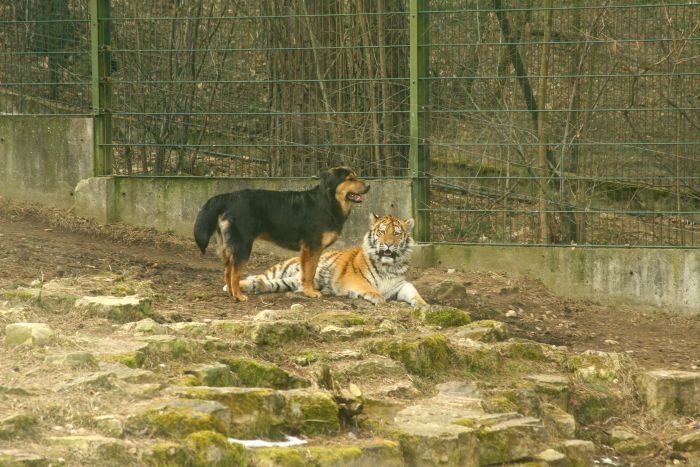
[366,294,386,305]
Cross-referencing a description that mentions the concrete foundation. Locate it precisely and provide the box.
[0,117,93,208]
[413,244,700,315]
[74,176,412,249]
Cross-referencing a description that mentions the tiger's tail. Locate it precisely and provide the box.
[238,257,302,294]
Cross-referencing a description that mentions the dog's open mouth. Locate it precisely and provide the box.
[346,184,370,203]
[346,192,364,203]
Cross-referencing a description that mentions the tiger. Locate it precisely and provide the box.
[237,213,427,306]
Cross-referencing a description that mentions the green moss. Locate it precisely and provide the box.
[0,414,38,439]
[221,357,309,389]
[185,431,249,466]
[460,347,499,373]
[452,418,478,428]
[171,375,201,386]
[110,351,145,369]
[482,396,519,414]
[143,442,190,466]
[316,311,367,327]
[308,447,363,465]
[248,321,313,346]
[294,350,318,367]
[367,334,450,377]
[211,320,245,337]
[419,307,471,327]
[251,447,309,467]
[135,406,228,438]
[570,384,618,425]
[505,341,546,361]
[283,390,340,435]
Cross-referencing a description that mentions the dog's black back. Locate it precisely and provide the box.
[193,167,362,263]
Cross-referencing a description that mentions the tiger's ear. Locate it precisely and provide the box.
[370,212,380,224]
[404,218,415,231]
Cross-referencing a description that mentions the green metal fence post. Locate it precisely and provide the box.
[90,0,112,176]
[409,0,430,242]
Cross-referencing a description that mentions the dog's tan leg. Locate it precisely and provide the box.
[229,259,248,302]
[300,243,322,298]
[224,256,234,297]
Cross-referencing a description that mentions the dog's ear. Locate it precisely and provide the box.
[319,169,338,195]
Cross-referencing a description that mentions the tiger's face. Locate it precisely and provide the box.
[367,213,415,263]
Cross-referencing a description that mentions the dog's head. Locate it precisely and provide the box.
[320,167,370,215]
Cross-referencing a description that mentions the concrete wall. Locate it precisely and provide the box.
[74,176,412,250]
[0,117,93,208]
[413,244,700,315]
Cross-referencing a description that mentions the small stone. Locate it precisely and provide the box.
[446,269,456,274]
[290,303,304,312]
[5,322,55,348]
[610,426,638,444]
[94,415,124,438]
[121,318,166,335]
[505,309,518,318]
[534,449,568,465]
[253,309,281,321]
[604,339,619,345]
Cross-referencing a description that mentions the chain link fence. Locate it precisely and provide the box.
[1,0,699,247]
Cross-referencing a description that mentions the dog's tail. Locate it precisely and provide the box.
[193,194,227,254]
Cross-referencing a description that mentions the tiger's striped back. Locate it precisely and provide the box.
[239,214,426,306]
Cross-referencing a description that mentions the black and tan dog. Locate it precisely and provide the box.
[193,167,370,301]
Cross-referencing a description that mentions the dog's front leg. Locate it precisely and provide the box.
[299,243,322,298]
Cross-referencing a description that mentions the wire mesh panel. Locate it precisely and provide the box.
[107,1,411,177]
[426,0,700,247]
[1,0,698,247]
[0,0,92,115]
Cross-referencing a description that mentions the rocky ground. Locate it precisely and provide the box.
[1,197,699,467]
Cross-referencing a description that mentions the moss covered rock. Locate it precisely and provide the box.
[638,369,700,417]
[0,414,38,439]
[185,431,249,466]
[130,399,230,438]
[0,449,47,467]
[247,320,314,346]
[184,363,239,387]
[221,357,310,389]
[169,386,286,439]
[366,334,450,377]
[282,389,340,435]
[564,351,631,383]
[418,306,471,328]
[315,311,367,327]
[449,320,510,344]
[75,295,154,323]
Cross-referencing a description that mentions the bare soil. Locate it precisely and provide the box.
[1,197,698,374]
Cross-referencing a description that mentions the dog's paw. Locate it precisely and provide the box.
[303,288,322,298]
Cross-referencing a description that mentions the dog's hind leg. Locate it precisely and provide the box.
[299,243,322,298]
[227,241,252,302]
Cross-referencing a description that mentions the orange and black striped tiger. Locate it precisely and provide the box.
[238,214,427,306]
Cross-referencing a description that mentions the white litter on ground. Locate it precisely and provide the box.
[228,436,307,448]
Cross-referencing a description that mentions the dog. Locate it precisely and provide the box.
[193,167,370,302]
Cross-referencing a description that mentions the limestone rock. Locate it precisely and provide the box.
[184,363,239,387]
[365,334,450,376]
[120,318,166,335]
[75,295,153,323]
[46,435,131,463]
[93,415,124,438]
[130,399,230,438]
[558,440,595,467]
[639,369,700,416]
[433,280,469,302]
[169,322,208,336]
[448,320,509,344]
[533,449,570,466]
[282,389,340,435]
[247,320,314,346]
[184,430,249,467]
[565,351,630,383]
[251,440,403,467]
[320,325,371,341]
[5,322,54,348]
[209,319,245,336]
[220,357,309,389]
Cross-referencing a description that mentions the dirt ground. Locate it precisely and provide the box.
[1,197,698,374]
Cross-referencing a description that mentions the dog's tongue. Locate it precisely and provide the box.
[347,193,364,203]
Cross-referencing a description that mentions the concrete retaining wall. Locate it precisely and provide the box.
[0,117,93,208]
[413,244,700,315]
[74,176,412,250]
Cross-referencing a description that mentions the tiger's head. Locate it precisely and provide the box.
[365,213,415,264]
